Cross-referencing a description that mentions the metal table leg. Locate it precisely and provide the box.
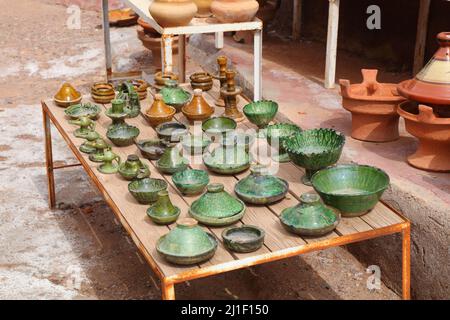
[42,104,56,209]
[402,223,411,300]
[162,279,176,300]
[178,34,187,83]
[101,0,112,80]
[215,32,224,49]
[253,29,263,101]
[324,0,340,89]
[161,35,174,74]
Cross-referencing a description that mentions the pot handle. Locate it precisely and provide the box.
[417,104,437,123]
[361,69,380,94]
[339,79,352,98]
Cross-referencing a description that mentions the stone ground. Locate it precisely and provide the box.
[0,0,405,300]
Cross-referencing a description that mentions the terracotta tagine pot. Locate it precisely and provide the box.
[189,183,246,227]
[340,69,406,142]
[156,218,218,265]
[54,83,82,107]
[147,190,181,225]
[182,89,215,122]
[149,0,197,27]
[211,0,259,23]
[145,93,176,127]
[118,154,151,180]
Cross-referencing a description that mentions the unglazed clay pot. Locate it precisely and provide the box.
[149,0,197,27]
[193,0,213,17]
[397,101,450,172]
[211,0,259,23]
[340,69,406,142]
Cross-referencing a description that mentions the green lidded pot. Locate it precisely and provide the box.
[147,190,180,225]
[203,144,251,175]
[189,183,246,227]
[311,164,390,217]
[64,102,101,120]
[172,169,210,196]
[266,123,302,162]
[234,164,289,205]
[156,142,189,174]
[283,128,345,185]
[156,218,218,265]
[160,80,191,112]
[280,193,340,237]
[128,177,168,204]
[118,154,150,180]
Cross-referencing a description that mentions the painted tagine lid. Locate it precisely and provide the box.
[234,165,289,204]
[190,183,244,218]
[397,32,450,105]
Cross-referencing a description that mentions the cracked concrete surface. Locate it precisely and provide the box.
[0,0,400,300]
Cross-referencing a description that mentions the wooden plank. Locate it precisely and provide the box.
[413,0,431,75]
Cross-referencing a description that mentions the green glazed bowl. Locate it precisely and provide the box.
[155,122,188,142]
[106,125,140,147]
[283,128,345,185]
[172,169,210,195]
[128,178,168,204]
[136,139,166,160]
[156,158,189,175]
[221,132,255,152]
[222,225,265,253]
[266,123,302,162]
[311,164,390,217]
[64,103,101,120]
[203,145,251,175]
[147,206,180,225]
[181,135,211,155]
[156,218,218,265]
[202,117,237,136]
[243,100,278,129]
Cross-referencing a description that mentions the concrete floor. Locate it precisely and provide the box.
[0,0,402,300]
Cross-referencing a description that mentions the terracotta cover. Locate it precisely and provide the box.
[397,32,450,105]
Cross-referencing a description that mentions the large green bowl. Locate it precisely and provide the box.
[172,169,210,195]
[128,178,168,204]
[283,128,345,185]
[202,117,237,137]
[243,100,278,129]
[64,103,101,120]
[266,123,302,162]
[311,164,390,217]
[106,125,140,147]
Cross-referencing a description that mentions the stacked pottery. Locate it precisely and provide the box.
[182,89,214,122]
[190,72,213,91]
[396,32,450,172]
[91,82,115,104]
[340,69,406,142]
[149,0,197,27]
[211,0,259,23]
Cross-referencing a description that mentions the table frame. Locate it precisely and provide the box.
[42,99,411,300]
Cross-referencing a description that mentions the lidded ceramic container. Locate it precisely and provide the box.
[160,80,192,112]
[156,218,218,265]
[54,83,82,107]
[280,193,340,237]
[118,154,150,180]
[182,89,214,122]
[234,165,289,205]
[145,93,176,127]
[147,190,181,225]
[149,0,197,27]
[211,0,259,23]
[189,183,246,226]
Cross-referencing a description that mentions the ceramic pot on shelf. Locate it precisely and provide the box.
[149,0,197,27]
[193,0,213,17]
[145,93,176,127]
[339,69,406,142]
[211,0,259,23]
[182,89,214,122]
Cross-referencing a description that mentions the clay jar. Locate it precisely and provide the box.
[211,0,259,23]
[193,0,213,17]
[339,69,406,142]
[182,89,214,122]
[149,0,197,27]
[145,93,176,127]
[397,102,450,172]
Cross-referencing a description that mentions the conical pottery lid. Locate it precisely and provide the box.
[280,193,339,230]
[182,89,214,116]
[235,165,288,198]
[55,83,81,101]
[157,218,215,256]
[397,32,450,105]
[190,183,244,218]
[146,93,176,117]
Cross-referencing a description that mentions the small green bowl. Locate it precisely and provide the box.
[136,139,166,160]
[222,225,265,253]
[106,125,140,147]
[64,103,101,120]
[181,135,211,155]
[243,100,278,129]
[172,169,210,195]
[128,178,168,204]
[155,122,188,142]
[147,206,181,225]
[202,117,237,136]
[311,164,390,217]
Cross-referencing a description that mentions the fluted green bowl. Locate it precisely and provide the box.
[266,123,302,162]
[243,100,278,129]
[283,128,345,185]
[311,164,389,217]
[128,178,168,204]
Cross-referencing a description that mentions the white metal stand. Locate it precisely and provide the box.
[325,0,340,89]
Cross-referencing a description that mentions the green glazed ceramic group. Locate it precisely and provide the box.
[62,78,391,266]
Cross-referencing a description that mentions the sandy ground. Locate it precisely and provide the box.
[0,0,399,300]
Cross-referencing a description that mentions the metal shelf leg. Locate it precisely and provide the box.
[42,105,56,209]
[325,0,340,89]
[178,34,187,83]
[161,35,174,75]
[253,29,263,101]
[402,224,411,300]
[101,0,112,79]
[162,280,176,300]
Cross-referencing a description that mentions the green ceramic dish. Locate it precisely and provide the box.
[181,135,211,155]
[280,193,340,237]
[203,145,251,175]
[234,165,289,205]
[136,139,166,160]
[266,123,303,162]
[160,80,192,112]
[202,117,237,136]
[283,128,345,185]
[172,169,210,195]
[156,218,218,265]
[221,132,255,152]
[311,164,390,217]
[155,122,188,142]
[243,100,278,136]
[64,103,101,120]
[222,225,265,253]
[189,183,246,227]
[118,154,150,180]
[146,190,180,225]
[106,125,140,147]
[128,178,168,204]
